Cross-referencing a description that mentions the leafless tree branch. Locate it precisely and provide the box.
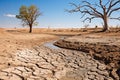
[83,17,96,23]
[67,0,120,31]
[107,0,120,14]
[110,17,120,20]
[108,7,120,17]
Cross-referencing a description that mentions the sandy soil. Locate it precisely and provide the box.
[0,27,120,80]
[0,27,86,70]
[0,28,59,69]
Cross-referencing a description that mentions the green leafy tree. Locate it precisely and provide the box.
[16,5,41,33]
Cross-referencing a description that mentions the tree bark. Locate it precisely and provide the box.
[103,20,108,32]
[102,14,109,32]
[29,24,32,33]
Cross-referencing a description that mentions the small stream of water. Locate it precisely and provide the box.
[43,36,68,49]
[44,41,60,49]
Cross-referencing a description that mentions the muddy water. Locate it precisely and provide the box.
[43,36,67,49]
[44,41,60,49]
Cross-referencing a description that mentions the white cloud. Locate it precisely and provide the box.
[4,14,16,18]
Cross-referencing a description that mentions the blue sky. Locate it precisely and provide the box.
[0,0,120,28]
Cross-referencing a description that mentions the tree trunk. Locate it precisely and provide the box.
[29,24,32,33]
[102,13,109,32]
[103,19,108,32]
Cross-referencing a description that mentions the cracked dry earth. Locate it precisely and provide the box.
[0,46,113,80]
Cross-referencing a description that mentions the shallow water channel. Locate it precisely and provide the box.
[44,41,60,49]
[43,36,67,49]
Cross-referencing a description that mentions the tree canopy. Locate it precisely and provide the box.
[16,5,41,33]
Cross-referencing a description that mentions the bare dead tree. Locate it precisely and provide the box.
[67,0,120,32]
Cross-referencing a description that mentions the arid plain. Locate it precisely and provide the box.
[0,28,120,80]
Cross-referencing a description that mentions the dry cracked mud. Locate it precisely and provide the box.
[54,35,120,80]
[0,45,113,80]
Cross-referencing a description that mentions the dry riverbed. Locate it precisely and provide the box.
[0,45,113,80]
[0,28,119,80]
[54,32,120,80]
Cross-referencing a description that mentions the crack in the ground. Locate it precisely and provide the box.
[0,46,113,80]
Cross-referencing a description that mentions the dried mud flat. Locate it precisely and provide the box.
[54,32,120,80]
[0,28,58,69]
[0,45,113,80]
[0,28,119,80]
